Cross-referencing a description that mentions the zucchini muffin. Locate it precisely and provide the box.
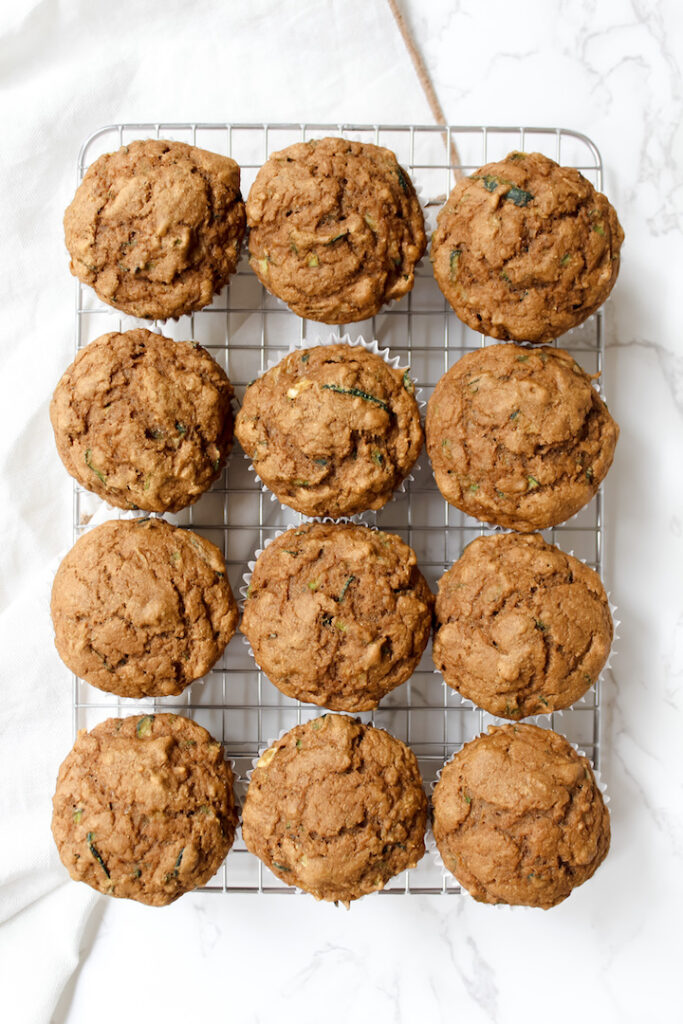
[52,714,237,906]
[51,518,238,698]
[235,344,423,517]
[425,344,619,531]
[242,714,427,903]
[246,137,426,323]
[432,724,610,908]
[50,329,234,513]
[431,151,623,342]
[64,139,246,319]
[433,533,613,718]
[241,522,433,711]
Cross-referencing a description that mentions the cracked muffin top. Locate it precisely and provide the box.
[241,522,433,711]
[51,518,238,698]
[64,139,246,319]
[50,329,234,514]
[433,533,613,718]
[246,137,426,323]
[235,344,423,517]
[425,344,619,531]
[242,714,427,903]
[51,713,237,906]
[432,724,610,908]
[431,151,623,343]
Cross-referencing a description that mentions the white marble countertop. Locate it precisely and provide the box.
[1,1,681,1022]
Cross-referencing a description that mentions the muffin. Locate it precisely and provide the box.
[51,714,237,906]
[431,151,624,342]
[246,137,426,323]
[433,533,613,718]
[242,714,427,903]
[50,329,234,513]
[241,522,433,711]
[51,518,238,698]
[235,344,423,517]
[432,724,610,908]
[64,139,246,319]
[425,344,619,531]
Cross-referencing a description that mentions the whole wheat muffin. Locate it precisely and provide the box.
[242,714,427,903]
[431,151,623,342]
[64,139,246,319]
[50,329,234,513]
[425,344,619,531]
[433,533,613,718]
[241,523,433,711]
[432,724,610,908]
[246,137,426,323]
[235,344,423,517]
[51,518,238,698]
[52,714,237,905]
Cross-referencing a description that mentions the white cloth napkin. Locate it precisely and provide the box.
[0,2,430,1020]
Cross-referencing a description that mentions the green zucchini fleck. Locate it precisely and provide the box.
[449,249,462,279]
[296,739,303,749]
[175,422,187,436]
[480,175,499,192]
[170,551,181,566]
[516,354,530,363]
[136,715,155,738]
[593,222,605,236]
[504,186,534,207]
[337,575,357,603]
[402,369,414,394]
[321,383,390,413]
[84,449,107,485]
[586,466,594,483]
[301,352,310,363]
[308,253,319,268]
[86,832,110,878]
[463,793,472,805]
[133,868,142,879]
[396,166,409,194]
[73,808,83,824]
[313,457,328,467]
[372,450,384,467]
[510,409,520,420]
[527,475,540,490]
[307,580,319,592]
[292,479,310,488]
[325,231,349,245]
[534,619,548,632]
[272,861,291,873]
[560,253,572,266]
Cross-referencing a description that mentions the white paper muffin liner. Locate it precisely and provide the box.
[240,332,425,521]
[241,715,430,908]
[428,727,610,909]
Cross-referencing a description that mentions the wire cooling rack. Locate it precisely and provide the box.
[72,123,608,895]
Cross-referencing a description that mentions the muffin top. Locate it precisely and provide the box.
[432,724,610,908]
[431,151,623,343]
[51,518,238,698]
[433,533,613,718]
[241,522,434,711]
[242,714,427,903]
[425,344,619,531]
[235,344,423,517]
[51,714,237,906]
[50,329,234,514]
[246,137,426,323]
[64,139,246,319]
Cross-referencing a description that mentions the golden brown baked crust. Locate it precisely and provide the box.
[235,344,423,517]
[431,151,623,343]
[51,518,238,698]
[246,137,426,323]
[242,715,427,903]
[241,523,433,711]
[433,533,612,717]
[51,714,237,906]
[432,724,610,908]
[50,329,234,513]
[425,344,619,531]
[64,139,246,319]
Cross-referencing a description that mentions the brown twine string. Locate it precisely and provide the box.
[386,0,462,177]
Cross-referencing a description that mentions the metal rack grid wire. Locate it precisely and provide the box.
[72,123,608,896]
